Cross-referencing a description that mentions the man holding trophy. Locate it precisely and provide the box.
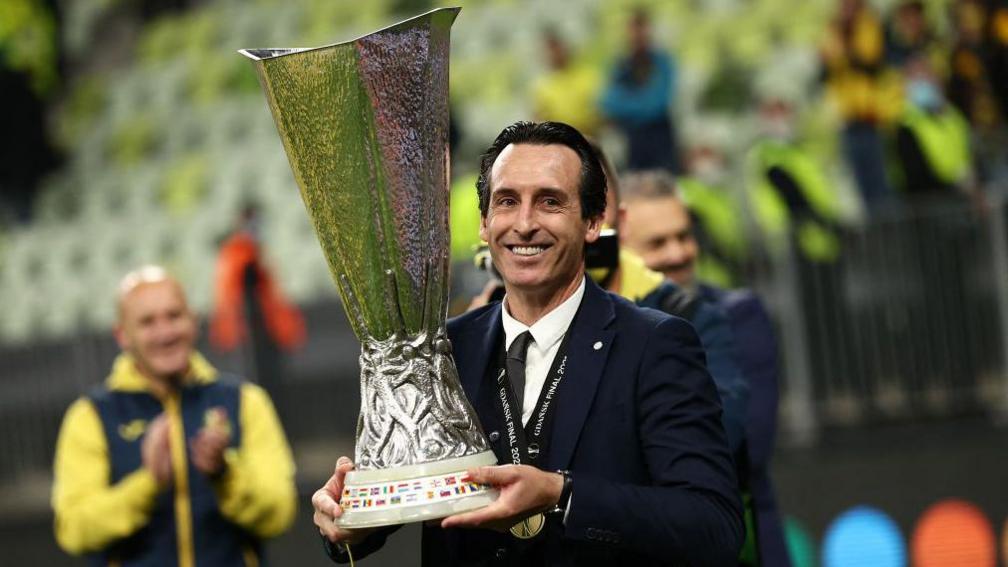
[239,8,742,565]
[314,121,743,565]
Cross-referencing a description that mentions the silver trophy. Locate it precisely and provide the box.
[240,7,497,528]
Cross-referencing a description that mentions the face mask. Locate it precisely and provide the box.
[908,80,942,111]
[761,118,794,142]
[691,157,727,187]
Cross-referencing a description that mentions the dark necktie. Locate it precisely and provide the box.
[506,331,534,409]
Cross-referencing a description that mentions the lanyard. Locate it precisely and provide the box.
[493,331,572,468]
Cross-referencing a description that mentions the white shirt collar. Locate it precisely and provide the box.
[501,276,585,352]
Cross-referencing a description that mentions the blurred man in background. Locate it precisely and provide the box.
[747,94,843,265]
[52,265,297,566]
[946,0,1007,183]
[590,143,749,456]
[621,174,790,566]
[531,29,603,138]
[820,0,900,213]
[600,8,680,172]
[892,53,986,403]
[984,0,1008,121]
[895,54,977,203]
[676,126,749,288]
[210,203,306,419]
[885,0,940,67]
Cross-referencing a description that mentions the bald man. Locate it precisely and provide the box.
[52,266,297,566]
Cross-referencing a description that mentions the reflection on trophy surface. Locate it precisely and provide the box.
[240,7,498,528]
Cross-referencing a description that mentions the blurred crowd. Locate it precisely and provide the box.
[1,2,1005,565]
[447,0,1008,292]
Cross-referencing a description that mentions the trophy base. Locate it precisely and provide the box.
[336,450,499,528]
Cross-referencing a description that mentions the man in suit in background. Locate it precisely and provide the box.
[313,121,743,566]
[621,173,790,566]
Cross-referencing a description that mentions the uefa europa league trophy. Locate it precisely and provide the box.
[240,7,498,528]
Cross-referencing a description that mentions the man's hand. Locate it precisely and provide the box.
[313,457,378,545]
[141,414,172,486]
[190,407,231,477]
[440,465,563,531]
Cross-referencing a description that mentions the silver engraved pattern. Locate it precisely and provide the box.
[356,331,489,469]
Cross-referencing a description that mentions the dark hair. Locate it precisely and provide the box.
[476,121,607,220]
[631,6,651,26]
[588,138,619,202]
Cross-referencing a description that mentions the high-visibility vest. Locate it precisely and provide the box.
[900,105,971,186]
[677,177,746,287]
[748,140,841,263]
[450,173,483,263]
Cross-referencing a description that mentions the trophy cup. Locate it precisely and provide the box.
[240,7,498,528]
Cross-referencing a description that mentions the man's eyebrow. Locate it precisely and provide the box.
[491,186,568,196]
[535,187,568,198]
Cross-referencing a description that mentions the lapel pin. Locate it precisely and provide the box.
[593,341,603,351]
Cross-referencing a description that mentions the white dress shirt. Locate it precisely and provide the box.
[501,276,585,425]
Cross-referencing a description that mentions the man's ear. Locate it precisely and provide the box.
[113,324,129,351]
[185,308,199,341]
[584,215,603,244]
[479,214,489,242]
[616,205,628,244]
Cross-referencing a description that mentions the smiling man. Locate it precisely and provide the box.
[314,122,743,566]
[52,265,297,566]
[621,179,699,287]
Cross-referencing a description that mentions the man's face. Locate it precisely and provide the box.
[480,143,601,296]
[546,37,568,70]
[115,280,197,381]
[629,17,650,54]
[622,196,698,286]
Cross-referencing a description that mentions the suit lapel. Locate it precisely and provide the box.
[546,278,616,471]
[455,305,502,407]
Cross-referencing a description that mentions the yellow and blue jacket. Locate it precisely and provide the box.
[52,352,297,566]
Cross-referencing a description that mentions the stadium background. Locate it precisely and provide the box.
[2,0,1008,565]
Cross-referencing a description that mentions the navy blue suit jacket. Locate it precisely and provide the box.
[427,279,742,566]
[328,279,743,566]
[638,281,750,455]
[699,284,789,567]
